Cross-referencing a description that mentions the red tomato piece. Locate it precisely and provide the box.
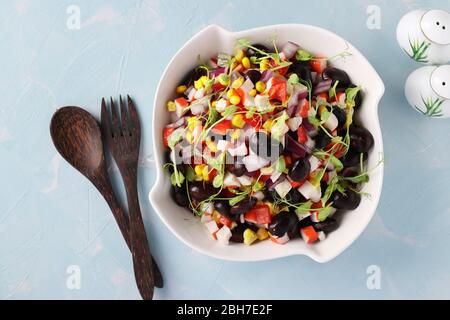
[163,127,175,148]
[268,78,287,103]
[244,204,272,225]
[300,226,319,244]
[219,215,233,228]
[298,99,310,118]
[212,120,232,135]
[309,58,327,74]
[297,126,308,144]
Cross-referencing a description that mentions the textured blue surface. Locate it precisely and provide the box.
[1,0,450,300]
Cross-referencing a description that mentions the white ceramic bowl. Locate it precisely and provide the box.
[149,24,385,262]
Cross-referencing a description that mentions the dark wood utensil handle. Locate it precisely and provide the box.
[94,172,162,289]
[124,169,155,300]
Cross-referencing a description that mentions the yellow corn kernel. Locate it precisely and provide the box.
[176,85,187,94]
[212,100,217,108]
[200,76,209,86]
[167,101,176,112]
[194,164,206,176]
[262,119,274,130]
[218,74,230,86]
[255,81,266,93]
[260,59,270,71]
[229,95,241,105]
[242,57,251,69]
[194,79,203,90]
[186,131,194,144]
[232,77,244,89]
[256,228,269,241]
[202,165,210,181]
[230,129,241,140]
[235,49,245,63]
[244,229,258,245]
[188,117,200,131]
[249,89,257,97]
[227,89,236,99]
[206,139,218,153]
[231,114,246,128]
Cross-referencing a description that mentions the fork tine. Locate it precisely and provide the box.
[101,97,111,137]
[110,97,120,137]
[119,95,129,136]
[127,95,140,133]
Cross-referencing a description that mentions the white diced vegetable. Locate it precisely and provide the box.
[216,140,230,152]
[253,191,265,201]
[204,220,219,236]
[297,180,322,202]
[287,116,303,131]
[254,95,271,113]
[187,88,196,101]
[216,226,232,245]
[216,99,228,113]
[270,170,283,183]
[237,175,253,186]
[223,172,241,188]
[323,112,338,132]
[228,142,248,157]
[242,154,270,172]
[275,179,293,199]
[308,156,321,172]
[194,88,205,99]
[241,78,254,92]
[296,211,311,221]
[318,231,326,241]
[305,136,316,150]
[190,101,207,115]
[201,213,213,224]
[200,202,214,215]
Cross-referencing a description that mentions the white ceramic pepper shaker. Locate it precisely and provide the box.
[396,9,450,65]
[405,65,450,118]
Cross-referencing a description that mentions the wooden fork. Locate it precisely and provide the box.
[101,95,155,300]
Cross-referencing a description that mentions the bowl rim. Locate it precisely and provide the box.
[149,23,385,263]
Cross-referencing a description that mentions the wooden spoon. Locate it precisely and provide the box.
[50,106,163,290]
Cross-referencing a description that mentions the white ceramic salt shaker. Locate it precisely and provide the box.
[396,9,450,65]
[405,65,450,118]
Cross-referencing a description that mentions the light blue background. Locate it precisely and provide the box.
[1,0,450,300]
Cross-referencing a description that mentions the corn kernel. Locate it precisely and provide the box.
[229,95,241,105]
[186,131,194,144]
[255,81,266,93]
[262,119,274,130]
[176,85,187,94]
[227,89,236,99]
[260,59,270,71]
[199,76,209,87]
[212,100,217,108]
[188,117,200,131]
[242,57,251,69]
[230,129,241,140]
[194,164,206,176]
[167,101,176,112]
[218,74,230,86]
[194,79,203,90]
[249,89,257,97]
[244,229,258,245]
[232,77,244,89]
[202,165,210,181]
[256,228,269,241]
[231,114,246,128]
[235,49,245,63]
[206,139,218,153]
